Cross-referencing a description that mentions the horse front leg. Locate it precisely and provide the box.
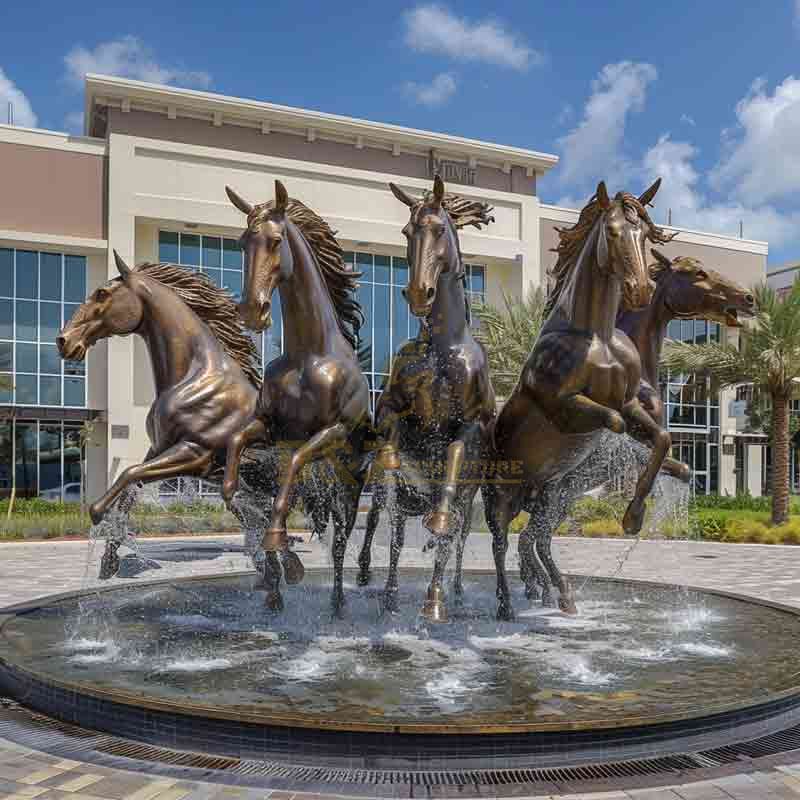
[90,442,213,525]
[483,484,518,621]
[452,489,477,605]
[422,534,453,622]
[357,484,384,586]
[382,508,407,614]
[222,417,269,505]
[620,400,672,535]
[266,422,348,551]
[330,481,363,618]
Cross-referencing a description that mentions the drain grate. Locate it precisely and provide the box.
[2,697,800,791]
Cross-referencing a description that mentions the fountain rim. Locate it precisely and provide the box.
[2,568,800,736]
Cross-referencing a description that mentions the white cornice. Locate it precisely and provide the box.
[84,74,559,174]
[0,229,107,253]
[539,203,768,256]
[0,124,106,156]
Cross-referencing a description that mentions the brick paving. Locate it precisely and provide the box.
[2,529,800,798]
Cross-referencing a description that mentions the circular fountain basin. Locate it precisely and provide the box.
[2,568,800,761]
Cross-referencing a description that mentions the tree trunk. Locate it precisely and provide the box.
[771,392,791,525]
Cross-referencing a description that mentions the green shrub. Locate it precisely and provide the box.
[571,495,628,525]
[723,518,770,543]
[582,519,624,538]
[773,519,800,545]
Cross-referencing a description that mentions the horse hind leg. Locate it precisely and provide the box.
[382,508,406,614]
[357,485,384,587]
[483,485,516,622]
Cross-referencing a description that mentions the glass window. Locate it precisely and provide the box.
[64,377,85,407]
[15,302,36,342]
[392,256,408,287]
[39,376,61,406]
[64,426,84,486]
[40,253,62,301]
[40,303,61,343]
[0,249,12,297]
[39,345,61,375]
[63,304,80,329]
[64,256,86,303]
[15,251,38,299]
[373,255,391,284]
[392,284,410,352]
[0,375,11,404]
[0,342,11,372]
[469,265,485,297]
[223,270,242,299]
[64,358,85,377]
[356,252,373,283]
[15,375,37,404]
[373,284,391,374]
[202,236,222,268]
[0,298,12,339]
[39,424,62,495]
[222,238,241,269]
[180,234,201,266]
[204,268,222,289]
[15,422,38,497]
[16,342,37,373]
[666,320,681,340]
[159,231,179,263]
[341,251,355,269]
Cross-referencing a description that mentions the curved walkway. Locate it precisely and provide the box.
[1,532,800,798]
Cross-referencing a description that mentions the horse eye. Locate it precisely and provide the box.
[696,270,708,280]
[96,288,110,301]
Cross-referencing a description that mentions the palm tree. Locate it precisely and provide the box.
[472,287,547,398]
[662,280,800,524]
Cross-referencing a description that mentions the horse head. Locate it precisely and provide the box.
[226,180,293,332]
[56,251,146,361]
[649,248,755,327]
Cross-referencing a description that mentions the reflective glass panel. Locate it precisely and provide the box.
[356,252,372,283]
[204,268,222,289]
[14,422,37,497]
[159,231,179,263]
[40,345,61,375]
[222,238,242,269]
[40,303,61,343]
[0,299,12,339]
[15,374,37,404]
[39,376,61,407]
[0,249,12,297]
[64,426,84,485]
[40,253,62,301]
[39,423,62,495]
[373,255,391,284]
[373,284,390,375]
[180,234,201,266]
[16,342,37,373]
[15,301,36,342]
[15,251,38,299]
[64,377,85,407]
[0,342,11,372]
[392,256,408,287]
[223,270,242,299]
[202,236,222,268]
[64,256,86,303]
[0,375,10,404]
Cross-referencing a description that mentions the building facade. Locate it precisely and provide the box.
[0,74,768,502]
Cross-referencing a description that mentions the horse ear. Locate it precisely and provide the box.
[650,248,672,268]
[596,181,610,209]
[597,219,609,270]
[649,247,672,281]
[432,174,445,209]
[274,180,289,213]
[639,177,661,207]
[113,250,132,280]
[389,182,417,208]
[225,186,253,216]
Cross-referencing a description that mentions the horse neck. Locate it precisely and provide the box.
[559,226,620,341]
[617,278,670,388]
[428,227,469,349]
[137,280,212,394]
[279,222,348,357]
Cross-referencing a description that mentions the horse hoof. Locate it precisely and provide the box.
[559,596,578,615]
[421,585,448,623]
[98,550,120,581]
[525,583,541,602]
[331,597,346,619]
[496,604,515,622]
[356,569,371,587]
[281,552,305,585]
[424,510,453,537]
[623,503,646,536]
[265,593,284,613]
[262,528,289,552]
[541,590,557,608]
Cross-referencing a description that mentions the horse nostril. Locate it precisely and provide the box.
[401,288,408,300]
[426,287,435,300]
[55,335,66,351]
[746,294,754,305]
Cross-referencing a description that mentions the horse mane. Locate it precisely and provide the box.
[252,197,362,350]
[134,262,262,388]
[544,191,674,319]
[412,190,495,231]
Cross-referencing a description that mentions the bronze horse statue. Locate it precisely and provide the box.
[361,175,496,622]
[56,254,266,577]
[221,180,372,615]
[518,250,755,606]
[484,179,676,620]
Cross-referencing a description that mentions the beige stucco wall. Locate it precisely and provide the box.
[0,129,107,241]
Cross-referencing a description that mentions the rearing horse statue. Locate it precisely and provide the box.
[518,250,756,608]
[484,179,675,620]
[222,180,372,615]
[366,175,496,622]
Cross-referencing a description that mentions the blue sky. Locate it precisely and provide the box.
[3,0,800,264]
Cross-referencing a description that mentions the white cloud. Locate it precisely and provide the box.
[557,61,657,188]
[557,103,574,126]
[680,113,696,126]
[64,36,211,89]
[403,5,541,71]
[403,72,457,106]
[642,133,799,246]
[710,75,800,205]
[0,68,37,128]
